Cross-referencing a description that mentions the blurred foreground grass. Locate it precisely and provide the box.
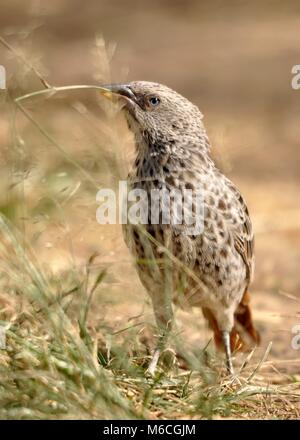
[0,215,299,420]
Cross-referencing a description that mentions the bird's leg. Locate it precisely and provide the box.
[147,330,169,376]
[147,348,161,376]
[147,292,174,376]
[221,330,234,375]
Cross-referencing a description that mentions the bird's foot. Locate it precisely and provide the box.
[146,347,176,377]
[146,349,160,377]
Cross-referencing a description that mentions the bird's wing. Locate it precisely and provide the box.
[227,181,254,282]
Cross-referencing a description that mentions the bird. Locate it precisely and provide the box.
[99,81,260,375]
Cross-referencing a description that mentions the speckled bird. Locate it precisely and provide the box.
[100,81,260,375]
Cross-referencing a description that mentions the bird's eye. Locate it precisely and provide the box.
[148,96,160,107]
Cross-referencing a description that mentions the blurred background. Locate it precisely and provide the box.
[1,0,300,380]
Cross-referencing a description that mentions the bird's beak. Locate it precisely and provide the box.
[98,84,137,105]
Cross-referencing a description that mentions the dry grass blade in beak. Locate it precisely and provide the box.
[98,84,137,105]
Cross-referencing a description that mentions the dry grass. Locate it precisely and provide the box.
[0,213,299,420]
[0,215,299,419]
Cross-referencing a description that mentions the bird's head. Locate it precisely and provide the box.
[99,81,209,155]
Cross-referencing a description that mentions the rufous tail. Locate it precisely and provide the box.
[202,291,260,352]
